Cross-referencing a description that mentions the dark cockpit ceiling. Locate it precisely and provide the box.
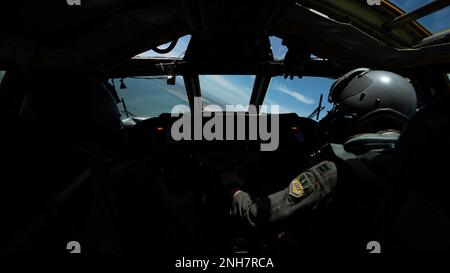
[1,0,449,75]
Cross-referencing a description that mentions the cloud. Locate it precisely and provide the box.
[201,75,252,106]
[164,86,189,103]
[262,98,294,114]
[272,82,315,105]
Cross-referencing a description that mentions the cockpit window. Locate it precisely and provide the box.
[200,75,254,110]
[270,36,288,60]
[263,76,334,119]
[134,35,192,58]
[115,75,335,119]
[116,76,190,119]
[389,0,450,34]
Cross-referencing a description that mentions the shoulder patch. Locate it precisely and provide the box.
[289,173,314,200]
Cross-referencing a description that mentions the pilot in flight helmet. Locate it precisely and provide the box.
[322,68,418,141]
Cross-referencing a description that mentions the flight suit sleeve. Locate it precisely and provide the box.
[230,161,338,227]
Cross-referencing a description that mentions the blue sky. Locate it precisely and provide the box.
[390,0,450,33]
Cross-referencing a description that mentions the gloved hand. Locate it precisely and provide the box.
[221,172,246,199]
[283,48,310,80]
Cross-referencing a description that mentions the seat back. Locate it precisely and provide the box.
[381,92,450,252]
